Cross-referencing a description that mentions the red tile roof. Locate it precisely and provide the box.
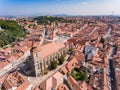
[34,42,65,59]
[57,83,69,90]
[3,71,30,90]
[66,58,79,72]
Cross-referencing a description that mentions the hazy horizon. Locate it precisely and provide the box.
[1,0,120,16]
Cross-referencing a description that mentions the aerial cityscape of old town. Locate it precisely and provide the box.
[0,0,120,90]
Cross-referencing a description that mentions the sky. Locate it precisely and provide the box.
[0,0,120,16]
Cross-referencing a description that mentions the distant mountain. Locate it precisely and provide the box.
[52,14,69,17]
[0,14,70,18]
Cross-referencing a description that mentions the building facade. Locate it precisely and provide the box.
[27,42,66,77]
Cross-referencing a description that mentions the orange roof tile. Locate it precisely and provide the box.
[7,56,15,62]
[3,71,30,90]
[57,83,69,90]
[40,77,52,90]
[60,66,68,75]
[34,42,65,59]
[0,60,9,69]
[66,58,78,72]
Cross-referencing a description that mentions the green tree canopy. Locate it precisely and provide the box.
[34,16,73,25]
[59,55,65,65]
[71,68,88,81]
[0,20,26,47]
[99,37,105,44]
[51,60,58,70]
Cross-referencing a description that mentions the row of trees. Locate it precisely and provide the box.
[0,20,26,47]
[50,55,65,70]
[44,55,65,74]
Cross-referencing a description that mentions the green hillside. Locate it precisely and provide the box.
[0,20,26,47]
[34,16,73,25]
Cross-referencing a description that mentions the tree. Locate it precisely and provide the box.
[113,44,118,49]
[28,24,32,28]
[71,68,88,82]
[59,55,65,65]
[44,67,49,75]
[69,48,74,54]
[100,37,105,44]
[0,20,26,47]
[51,60,58,70]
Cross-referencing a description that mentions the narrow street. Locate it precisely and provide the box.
[104,27,112,39]
[107,26,117,90]
[108,47,116,90]
[109,58,116,90]
[0,59,26,76]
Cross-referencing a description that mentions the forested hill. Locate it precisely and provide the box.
[0,20,26,47]
[34,16,73,25]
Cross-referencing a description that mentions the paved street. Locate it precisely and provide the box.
[104,27,112,39]
[109,58,116,90]
[106,27,116,90]
[108,46,117,90]
[0,59,26,76]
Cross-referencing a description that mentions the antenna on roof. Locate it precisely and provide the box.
[112,11,114,16]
